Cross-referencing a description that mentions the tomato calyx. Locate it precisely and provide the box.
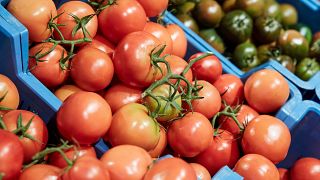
[89,0,116,14]
[310,39,320,58]
[0,91,14,111]
[7,113,39,142]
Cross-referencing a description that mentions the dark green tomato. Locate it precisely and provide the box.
[177,2,196,14]
[280,4,298,26]
[170,0,187,6]
[257,44,280,63]
[276,55,296,73]
[290,23,312,45]
[254,16,282,44]
[199,29,225,53]
[236,0,265,18]
[193,0,224,28]
[233,41,260,70]
[310,39,320,59]
[222,0,237,13]
[263,2,282,22]
[278,30,309,60]
[295,58,320,81]
[176,13,200,34]
[220,10,253,45]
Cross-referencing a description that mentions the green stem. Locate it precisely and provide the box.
[0,116,6,130]
[182,52,212,76]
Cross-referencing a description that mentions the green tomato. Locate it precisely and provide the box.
[199,29,225,53]
[295,58,320,81]
[290,23,313,45]
[276,55,296,73]
[257,44,280,63]
[177,1,196,14]
[280,4,298,26]
[310,39,320,59]
[233,41,260,70]
[176,13,200,34]
[263,2,282,23]
[254,16,282,44]
[236,0,265,18]
[222,0,237,13]
[193,0,224,28]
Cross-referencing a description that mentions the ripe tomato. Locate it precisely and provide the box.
[144,22,173,55]
[191,80,221,119]
[113,31,167,88]
[100,145,152,180]
[148,126,167,158]
[106,103,160,151]
[144,157,197,180]
[0,74,19,115]
[54,1,98,41]
[2,110,48,163]
[71,47,114,91]
[54,84,84,102]
[98,0,147,44]
[167,112,213,157]
[290,157,320,180]
[81,34,115,58]
[57,92,112,145]
[234,154,280,180]
[0,129,24,180]
[137,0,169,17]
[166,24,187,58]
[278,168,289,180]
[244,69,289,113]
[213,74,244,107]
[28,43,69,88]
[241,115,291,163]
[190,163,211,180]
[104,83,142,113]
[166,55,193,87]
[19,164,61,180]
[189,53,222,84]
[192,130,240,175]
[7,0,57,42]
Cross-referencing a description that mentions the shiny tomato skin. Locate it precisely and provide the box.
[166,24,187,58]
[148,126,167,158]
[98,0,147,44]
[54,84,84,102]
[278,168,290,180]
[166,55,193,87]
[100,145,152,180]
[241,115,291,163]
[137,0,169,17]
[234,154,280,180]
[0,129,24,180]
[190,163,211,180]
[189,53,223,84]
[29,43,69,88]
[81,34,115,58]
[71,47,114,91]
[0,74,19,115]
[244,69,290,113]
[57,92,112,145]
[19,164,61,180]
[290,157,320,180]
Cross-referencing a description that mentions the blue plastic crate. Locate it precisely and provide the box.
[316,84,320,102]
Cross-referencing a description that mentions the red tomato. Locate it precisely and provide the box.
[29,43,69,88]
[19,164,61,180]
[148,126,167,158]
[278,168,290,180]
[241,115,291,163]
[137,0,169,17]
[104,83,142,113]
[244,69,290,113]
[113,31,167,88]
[98,0,147,44]
[7,0,57,42]
[57,92,112,145]
[190,163,211,180]
[0,74,19,115]
[168,112,213,157]
[0,129,24,180]
[54,85,84,102]
[290,157,320,180]
[166,24,187,58]
[213,74,244,107]
[71,47,114,91]
[54,1,98,41]
[81,34,115,58]
[106,103,160,151]
[100,145,152,180]
[2,110,48,163]
[234,154,280,180]
[193,130,240,175]
[144,157,197,180]
[189,53,222,84]
[191,80,221,119]
[166,55,193,86]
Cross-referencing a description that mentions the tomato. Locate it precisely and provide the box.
[106,103,160,151]
[189,53,222,84]
[176,13,199,34]
[81,34,115,58]
[0,74,19,115]
[290,157,320,180]
[295,58,320,81]
[54,1,98,41]
[113,31,167,88]
[193,0,224,28]
[100,145,152,180]
[190,163,211,180]
[144,157,197,180]
[57,92,112,145]
[234,154,279,180]
[236,0,265,18]
[148,126,167,158]
[54,85,84,102]
[219,105,259,136]
[233,41,260,71]
[192,130,240,175]
[0,129,24,180]
[244,69,289,113]
[143,22,173,55]
[71,47,114,91]
[280,4,297,26]
[137,0,168,17]
[166,24,187,58]
[98,0,147,44]
[19,164,61,180]
[166,55,193,87]
[213,74,244,107]
[7,0,57,42]
[104,83,142,113]
[29,43,69,88]
[241,115,291,163]
[49,146,97,169]
[278,168,289,180]
[199,28,225,53]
